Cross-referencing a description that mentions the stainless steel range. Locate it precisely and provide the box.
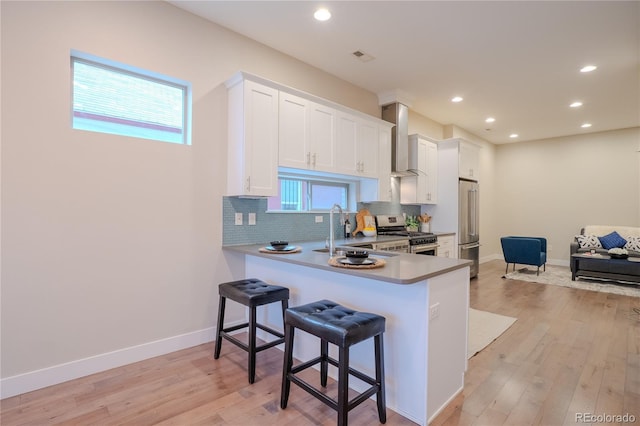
[376,215,439,255]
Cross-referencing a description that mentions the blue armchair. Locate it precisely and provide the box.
[500,236,547,275]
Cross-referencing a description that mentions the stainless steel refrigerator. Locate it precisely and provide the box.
[458,179,480,278]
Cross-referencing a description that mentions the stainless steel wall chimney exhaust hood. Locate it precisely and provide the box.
[381,102,417,177]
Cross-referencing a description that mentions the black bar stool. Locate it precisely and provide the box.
[280,299,386,426]
[214,278,289,383]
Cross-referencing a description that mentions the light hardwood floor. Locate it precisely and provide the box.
[2,260,639,425]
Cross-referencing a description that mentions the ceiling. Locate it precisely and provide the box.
[168,1,640,144]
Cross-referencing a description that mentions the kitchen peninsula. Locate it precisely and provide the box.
[224,241,471,425]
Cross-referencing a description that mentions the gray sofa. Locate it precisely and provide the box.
[570,225,640,283]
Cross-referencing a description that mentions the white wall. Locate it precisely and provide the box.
[0,0,383,395]
[495,127,640,263]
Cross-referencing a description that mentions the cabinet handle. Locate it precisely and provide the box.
[246,176,250,191]
[306,152,311,165]
[312,153,317,167]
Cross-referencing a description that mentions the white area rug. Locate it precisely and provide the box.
[503,265,640,298]
[468,308,517,359]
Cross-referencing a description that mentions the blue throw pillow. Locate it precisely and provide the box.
[598,231,627,250]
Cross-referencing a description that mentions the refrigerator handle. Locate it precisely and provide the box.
[468,189,478,236]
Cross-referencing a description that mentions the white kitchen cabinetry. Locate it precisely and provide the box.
[334,111,358,174]
[377,124,392,201]
[334,113,379,178]
[226,76,279,197]
[458,140,480,181]
[226,71,392,200]
[357,119,379,178]
[437,234,456,258]
[401,134,438,204]
[279,92,335,172]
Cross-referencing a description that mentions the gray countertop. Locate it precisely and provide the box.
[223,240,471,285]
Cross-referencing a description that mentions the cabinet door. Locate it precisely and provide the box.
[415,139,429,203]
[425,141,438,203]
[437,235,456,258]
[279,92,310,169]
[308,102,335,172]
[334,111,358,175]
[357,119,379,178]
[377,125,392,201]
[459,142,479,181]
[242,80,279,196]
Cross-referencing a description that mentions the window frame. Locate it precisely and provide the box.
[70,50,192,145]
[267,171,358,213]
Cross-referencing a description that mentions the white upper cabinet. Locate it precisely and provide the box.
[401,134,438,204]
[278,92,310,170]
[279,92,336,172]
[226,76,279,197]
[227,71,391,199]
[377,124,393,201]
[357,119,379,178]
[458,140,480,181]
[334,111,358,174]
[334,112,380,178]
[308,102,336,172]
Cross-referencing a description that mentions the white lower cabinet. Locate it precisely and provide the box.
[437,234,456,258]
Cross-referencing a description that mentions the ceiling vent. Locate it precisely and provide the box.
[352,50,375,62]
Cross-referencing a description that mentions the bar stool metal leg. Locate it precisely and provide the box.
[248,305,257,384]
[375,333,386,423]
[280,323,294,409]
[320,339,329,387]
[337,345,350,426]
[214,296,226,359]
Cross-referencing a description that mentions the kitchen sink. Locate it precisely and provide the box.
[312,247,396,257]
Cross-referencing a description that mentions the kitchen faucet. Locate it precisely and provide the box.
[329,203,343,255]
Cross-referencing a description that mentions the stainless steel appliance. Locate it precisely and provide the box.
[458,179,480,277]
[371,239,410,253]
[375,214,439,255]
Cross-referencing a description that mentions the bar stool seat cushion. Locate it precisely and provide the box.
[285,299,385,347]
[219,278,289,307]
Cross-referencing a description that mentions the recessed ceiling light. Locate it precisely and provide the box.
[314,8,331,21]
[581,123,592,128]
[509,133,519,138]
[580,65,597,73]
[570,101,583,108]
[451,96,463,103]
[485,117,495,123]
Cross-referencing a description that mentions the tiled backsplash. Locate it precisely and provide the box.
[222,197,420,246]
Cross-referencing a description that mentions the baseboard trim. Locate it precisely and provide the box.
[0,325,226,399]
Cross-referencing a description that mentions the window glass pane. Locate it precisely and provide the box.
[71,53,190,145]
[310,182,347,210]
[268,177,348,212]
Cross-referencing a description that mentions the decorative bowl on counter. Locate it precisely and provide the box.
[269,241,289,250]
[362,228,376,237]
[345,250,369,264]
